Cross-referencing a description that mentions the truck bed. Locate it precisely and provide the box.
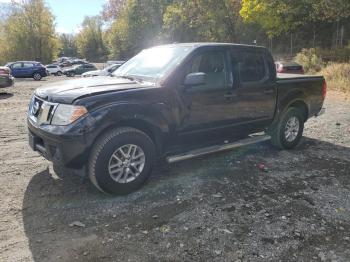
[277,73,323,81]
[276,73,325,118]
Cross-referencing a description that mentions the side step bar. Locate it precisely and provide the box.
[166,135,271,163]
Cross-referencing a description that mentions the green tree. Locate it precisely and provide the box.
[58,34,78,57]
[163,0,240,42]
[102,0,126,21]
[240,0,350,37]
[76,16,109,62]
[106,0,170,59]
[2,0,59,63]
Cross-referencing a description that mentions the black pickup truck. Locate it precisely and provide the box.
[28,43,326,195]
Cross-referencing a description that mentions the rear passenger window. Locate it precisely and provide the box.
[23,63,33,68]
[236,52,267,83]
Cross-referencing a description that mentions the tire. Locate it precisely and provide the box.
[57,71,62,76]
[88,127,156,195]
[33,72,42,81]
[70,72,75,77]
[270,107,304,149]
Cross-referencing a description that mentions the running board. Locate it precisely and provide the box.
[166,135,271,163]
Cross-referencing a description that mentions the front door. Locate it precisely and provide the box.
[178,49,237,135]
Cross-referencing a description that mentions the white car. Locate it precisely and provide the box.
[82,63,123,77]
[46,64,63,76]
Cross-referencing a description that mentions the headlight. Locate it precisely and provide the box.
[51,104,88,126]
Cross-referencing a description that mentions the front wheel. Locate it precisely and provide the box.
[56,71,62,76]
[88,127,156,195]
[270,107,304,149]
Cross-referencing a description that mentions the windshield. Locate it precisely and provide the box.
[112,45,193,81]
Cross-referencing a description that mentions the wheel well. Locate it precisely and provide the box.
[94,120,164,155]
[289,101,308,122]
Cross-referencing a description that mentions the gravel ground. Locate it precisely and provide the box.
[0,77,349,262]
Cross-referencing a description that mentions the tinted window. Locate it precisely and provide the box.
[12,63,22,68]
[236,52,266,83]
[186,51,226,90]
[23,63,34,68]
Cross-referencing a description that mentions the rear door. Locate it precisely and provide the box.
[22,62,35,77]
[230,48,276,124]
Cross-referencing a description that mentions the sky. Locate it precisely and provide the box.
[0,0,106,34]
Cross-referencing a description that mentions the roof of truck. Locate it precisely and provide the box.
[155,42,266,49]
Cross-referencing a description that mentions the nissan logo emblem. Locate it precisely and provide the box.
[32,101,40,115]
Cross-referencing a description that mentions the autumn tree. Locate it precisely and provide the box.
[240,0,350,50]
[163,0,240,42]
[105,0,170,59]
[102,0,126,21]
[76,16,109,62]
[1,0,59,64]
[58,34,78,57]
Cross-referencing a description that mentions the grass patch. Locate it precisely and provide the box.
[320,63,350,92]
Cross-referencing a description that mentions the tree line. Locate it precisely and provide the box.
[0,0,349,65]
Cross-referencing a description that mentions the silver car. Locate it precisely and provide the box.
[81,63,123,77]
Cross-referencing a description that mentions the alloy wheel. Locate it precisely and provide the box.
[108,144,145,184]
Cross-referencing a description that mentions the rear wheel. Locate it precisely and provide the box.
[33,73,42,81]
[69,72,75,77]
[270,107,304,149]
[57,71,62,76]
[88,127,155,195]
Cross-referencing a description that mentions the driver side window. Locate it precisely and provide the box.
[12,63,22,69]
[185,51,226,90]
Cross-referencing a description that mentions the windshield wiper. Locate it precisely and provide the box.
[117,75,143,82]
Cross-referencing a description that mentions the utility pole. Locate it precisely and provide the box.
[340,25,344,48]
[290,33,293,57]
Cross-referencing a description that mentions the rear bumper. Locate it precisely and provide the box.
[0,76,14,88]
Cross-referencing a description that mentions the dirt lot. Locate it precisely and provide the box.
[0,77,349,262]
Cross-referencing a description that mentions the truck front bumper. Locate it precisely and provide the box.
[27,117,94,169]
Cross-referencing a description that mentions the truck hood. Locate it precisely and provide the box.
[82,70,103,76]
[35,76,154,103]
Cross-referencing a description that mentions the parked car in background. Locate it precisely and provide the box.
[46,64,63,76]
[0,66,14,89]
[63,63,97,77]
[275,61,304,74]
[5,61,48,80]
[71,59,87,66]
[82,63,123,77]
[59,61,72,68]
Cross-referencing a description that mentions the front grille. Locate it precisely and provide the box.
[29,96,58,125]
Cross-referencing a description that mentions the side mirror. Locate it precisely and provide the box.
[184,72,206,87]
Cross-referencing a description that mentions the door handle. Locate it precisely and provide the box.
[224,93,237,99]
